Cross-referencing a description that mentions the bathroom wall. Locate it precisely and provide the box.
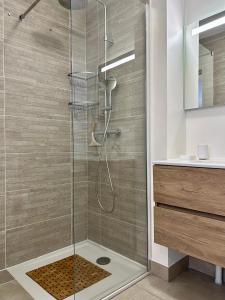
[86,0,148,265]
[151,0,186,268]
[0,0,73,269]
[150,0,168,267]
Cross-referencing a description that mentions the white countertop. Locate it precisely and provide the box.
[153,159,225,169]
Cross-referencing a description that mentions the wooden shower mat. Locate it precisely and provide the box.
[26,255,111,300]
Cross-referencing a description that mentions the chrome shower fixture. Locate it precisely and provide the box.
[19,0,88,21]
[106,76,117,108]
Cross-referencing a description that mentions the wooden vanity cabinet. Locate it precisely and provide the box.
[154,165,225,268]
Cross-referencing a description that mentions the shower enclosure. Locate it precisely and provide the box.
[71,0,149,299]
[3,0,149,299]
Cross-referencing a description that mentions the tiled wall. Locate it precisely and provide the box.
[0,0,148,270]
[86,0,148,265]
[0,0,72,269]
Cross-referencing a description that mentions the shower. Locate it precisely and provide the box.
[96,76,118,213]
[4,0,149,299]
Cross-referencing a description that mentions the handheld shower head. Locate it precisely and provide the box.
[106,76,117,93]
[58,0,87,10]
[106,76,117,107]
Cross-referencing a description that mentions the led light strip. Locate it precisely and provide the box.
[192,16,225,36]
[101,54,136,72]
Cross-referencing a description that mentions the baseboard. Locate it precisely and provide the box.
[151,256,189,282]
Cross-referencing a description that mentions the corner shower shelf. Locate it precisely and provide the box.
[68,71,97,81]
[68,102,99,112]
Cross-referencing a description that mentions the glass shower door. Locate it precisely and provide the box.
[71,0,149,299]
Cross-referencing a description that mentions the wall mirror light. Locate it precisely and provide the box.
[184,10,225,110]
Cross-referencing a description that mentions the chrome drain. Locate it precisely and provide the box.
[96,257,111,265]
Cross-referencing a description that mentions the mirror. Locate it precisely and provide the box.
[185,11,225,110]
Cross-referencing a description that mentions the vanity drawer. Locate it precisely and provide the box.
[154,165,225,217]
[154,206,225,268]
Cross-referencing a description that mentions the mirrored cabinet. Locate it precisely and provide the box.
[184,10,225,110]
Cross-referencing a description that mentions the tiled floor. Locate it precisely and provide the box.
[0,280,33,300]
[114,270,225,300]
[1,270,225,300]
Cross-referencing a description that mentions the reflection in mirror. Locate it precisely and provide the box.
[185,11,225,110]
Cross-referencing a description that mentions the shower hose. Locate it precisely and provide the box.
[96,110,116,213]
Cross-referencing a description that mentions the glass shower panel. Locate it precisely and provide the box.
[71,0,148,299]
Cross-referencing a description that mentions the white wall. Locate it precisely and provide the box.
[185,0,225,159]
[167,0,186,159]
[150,0,186,267]
[150,0,169,267]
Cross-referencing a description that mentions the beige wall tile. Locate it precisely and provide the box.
[88,211,101,244]
[5,116,70,153]
[100,184,147,228]
[101,216,148,265]
[6,215,71,267]
[5,78,70,121]
[6,153,71,191]
[6,183,71,229]
[4,43,70,90]
[4,0,69,27]
[88,156,147,191]
[4,6,69,59]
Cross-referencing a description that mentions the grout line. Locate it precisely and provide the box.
[4,114,71,123]
[136,284,165,300]
[4,75,71,92]
[0,280,15,287]
[88,210,147,231]
[6,214,72,232]
[5,151,73,155]
[87,180,146,192]
[6,182,72,194]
